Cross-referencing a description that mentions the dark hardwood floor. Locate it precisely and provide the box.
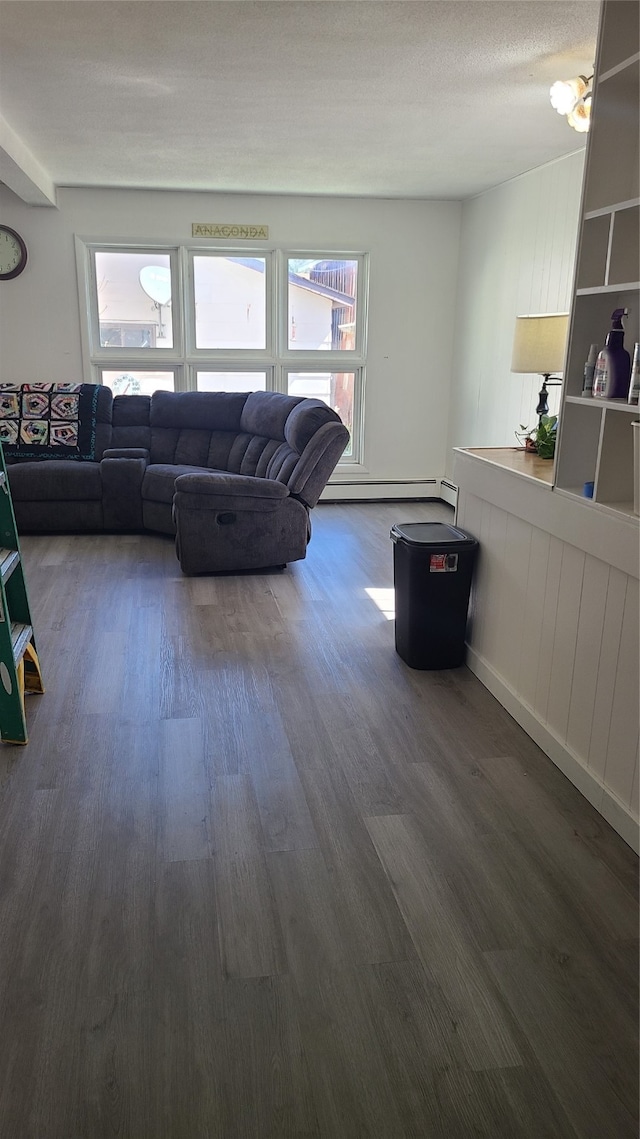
[0,500,637,1138]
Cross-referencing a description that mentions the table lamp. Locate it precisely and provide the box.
[511,313,569,419]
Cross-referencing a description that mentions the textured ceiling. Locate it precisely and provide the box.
[0,0,600,202]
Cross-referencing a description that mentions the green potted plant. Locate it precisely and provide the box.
[516,414,558,459]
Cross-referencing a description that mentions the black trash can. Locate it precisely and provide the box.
[390,522,478,670]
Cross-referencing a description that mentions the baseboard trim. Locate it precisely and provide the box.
[321,480,439,501]
[439,479,458,508]
[466,646,640,854]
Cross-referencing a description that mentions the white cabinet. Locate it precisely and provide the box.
[555,0,640,518]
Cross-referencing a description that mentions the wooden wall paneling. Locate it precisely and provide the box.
[459,493,487,652]
[533,536,564,722]
[588,568,629,783]
[565,555,611,762]
[498,512,533,686]
[602,577,640,807]
[546,544,586,742]
[517,525,552,708]
[482,503,509,667]
[447,152,584,468]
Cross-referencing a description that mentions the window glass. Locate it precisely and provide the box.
[196,371,267,393]
[95,252,173,348]
[287,259,358,351]
[287,371,354,455]
[193,256,266,349]
[101,370,175,396]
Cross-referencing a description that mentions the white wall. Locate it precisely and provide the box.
[0,185,461,491]
[447,152,585,478]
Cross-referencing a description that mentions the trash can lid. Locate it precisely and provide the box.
[390,522,478,548]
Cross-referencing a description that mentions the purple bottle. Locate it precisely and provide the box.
[593,308,632,399]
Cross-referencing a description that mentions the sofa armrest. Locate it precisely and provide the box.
[100,453,148,529]
[286,421,350,507]
[102,447,150,461]
[174,471,289,512]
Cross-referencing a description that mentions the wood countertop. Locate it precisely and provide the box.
[461,447,554,485]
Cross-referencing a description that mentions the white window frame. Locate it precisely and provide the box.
[76,237,368,465]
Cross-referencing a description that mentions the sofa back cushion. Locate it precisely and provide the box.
[111,394,152,451]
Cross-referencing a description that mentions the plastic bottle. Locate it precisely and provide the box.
[628,342,640,405]
[593,308,632,399]
[581,343,598,396]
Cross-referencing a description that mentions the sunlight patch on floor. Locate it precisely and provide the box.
[364,587,395,620]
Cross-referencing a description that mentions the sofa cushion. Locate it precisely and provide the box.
[150,390,248,432]
[141,463,211,504]
[8,459,103,501]
[111,394,152,451]
[239,391,300,441]
[284,399,342,454]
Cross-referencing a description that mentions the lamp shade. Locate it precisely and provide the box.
[511,313,569,374]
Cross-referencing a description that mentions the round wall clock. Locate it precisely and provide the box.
[0,225,28,280]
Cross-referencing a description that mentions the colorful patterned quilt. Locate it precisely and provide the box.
[0,383,100,460]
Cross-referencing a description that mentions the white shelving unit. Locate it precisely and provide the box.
[555,0,640,518]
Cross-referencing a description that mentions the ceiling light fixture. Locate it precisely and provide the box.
[550,74,593,132]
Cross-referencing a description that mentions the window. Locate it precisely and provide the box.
[79,243,368,463]
[193,256,267,349]
[101,370,176,397]
[93,251,174,349]
[287,258,358,351]
[196,371,267,393]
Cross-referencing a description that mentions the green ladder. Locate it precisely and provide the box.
[0,442,44,744]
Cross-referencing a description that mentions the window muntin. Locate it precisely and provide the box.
[287,258,358,352]
[94,251,174,349]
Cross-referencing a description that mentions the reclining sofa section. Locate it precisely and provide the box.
[6,388,349,574]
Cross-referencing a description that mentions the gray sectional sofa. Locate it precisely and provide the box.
[6,387,349,574]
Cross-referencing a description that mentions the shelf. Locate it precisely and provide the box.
[554,486,639,522]
[565,395,639,412]
[599,51,640,83]
[596,499,637,517]
[585,197,640,220]
[577,282,640,295]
